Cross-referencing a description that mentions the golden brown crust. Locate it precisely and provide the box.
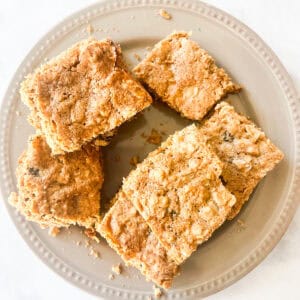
[121,124,236,264]
[21,38,152,154]
[98,191,178,289]
[199,102,284,219]
[133,32,240,121]
[9,135,103,228]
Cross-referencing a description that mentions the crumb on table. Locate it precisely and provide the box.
[109,274,115,280]
[159,9,172,20]
[48,226,60,237]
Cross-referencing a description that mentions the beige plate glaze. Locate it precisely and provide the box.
[1,0,300,299]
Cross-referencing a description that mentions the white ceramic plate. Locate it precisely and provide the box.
[1,0,299,299]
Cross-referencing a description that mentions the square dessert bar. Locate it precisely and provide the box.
[199,102,284,219]
[121,124,236,264]
[21,38,152,154]
[9,135,103,228]
[98,191,179,289]
[133,31,240,121]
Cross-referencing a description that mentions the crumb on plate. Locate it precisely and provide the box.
[134,53,142,61]
[237,219,246,230]
[153,286,162,298]
[85,240,91,248]
[48,226,60,237]
[114,154,121,162]
[84,227,100,243]
[146,129,162,145]
[112,263,122,275]
[86,24,94,34]
[159,9,172,20]
[89,247,100,258]
[130,155,139,166]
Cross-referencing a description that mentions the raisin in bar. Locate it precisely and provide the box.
[21,38,152,154]
[199,102,284,219]
[9,135,103,229]
[98,191,179,289]
[133,31,240,121]
[121,124,236,264]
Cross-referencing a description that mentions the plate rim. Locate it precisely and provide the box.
[1,0,300,299]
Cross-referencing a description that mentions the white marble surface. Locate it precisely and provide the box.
[0,0,299,299]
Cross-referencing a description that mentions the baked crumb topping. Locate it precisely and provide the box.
[122,124,236,264]
[9,135,103,228]
[98,192,179,288]
[133,31,240,121]
[21,38,152,154]
[199,102,283,219]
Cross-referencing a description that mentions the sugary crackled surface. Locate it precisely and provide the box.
[98,191,178,289]
[9,135,103,228]
[121,124,236,264]
[21,38,152,154]
[199,102,284,219]
[133,31,240,121]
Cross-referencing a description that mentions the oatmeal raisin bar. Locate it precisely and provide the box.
[121,124,236,264]
[21,38,152,154]
[9,135,103,228]
[98,191,178,289]
[133,32,240,120]
[199,102,284,219]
